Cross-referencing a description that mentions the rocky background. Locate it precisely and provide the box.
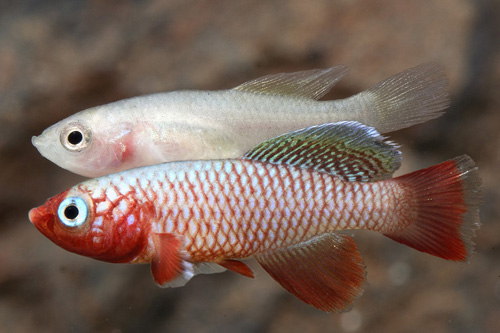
[1,1,499,332]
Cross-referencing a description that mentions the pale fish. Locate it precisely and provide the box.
[29,122,480,312]
[32,63,449,177]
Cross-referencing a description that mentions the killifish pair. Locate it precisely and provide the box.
[32,63,449,177]
[29,122,481,312]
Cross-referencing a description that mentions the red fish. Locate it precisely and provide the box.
[29,122,481,312]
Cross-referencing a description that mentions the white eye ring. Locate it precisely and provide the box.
[60,121,92,152]
[57,197,89,227]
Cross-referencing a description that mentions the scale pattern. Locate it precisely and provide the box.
[85,160,406,262]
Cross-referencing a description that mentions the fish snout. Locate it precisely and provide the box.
[31,135,40,147]
[32,133,52,151]
[29,205,53,229]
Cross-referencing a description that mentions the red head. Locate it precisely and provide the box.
[29,186,150,263]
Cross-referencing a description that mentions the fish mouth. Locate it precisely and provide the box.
[29,206,47,224]
[31,134,58,162]
[31,135,49,157]
[29,190,71,234]
[29,205,54,234]
[32,133,51,152]
[31,135,42,149]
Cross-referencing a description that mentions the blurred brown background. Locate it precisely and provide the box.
[1,1,499,332]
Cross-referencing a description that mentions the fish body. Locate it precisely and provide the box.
[29,122,480,311]
[48,159,401,261]
[32,63,449,177]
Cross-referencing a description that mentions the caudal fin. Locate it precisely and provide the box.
[385,155,481,261]
[346,63,449,133]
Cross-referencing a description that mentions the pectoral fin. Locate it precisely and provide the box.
[151,233,227,288]
[255,233,366,312]
[233,66,349,100]
[151,233,187,287]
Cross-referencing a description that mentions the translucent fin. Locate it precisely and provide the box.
[233,66,349,100]
[163,262,227,288]
[255,233,366,312]
[243,121,401,182]
[386,155,481,261]
[343,62,449,133]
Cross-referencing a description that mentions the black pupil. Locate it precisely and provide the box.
[64,205,79,220]
[67,131,83,145]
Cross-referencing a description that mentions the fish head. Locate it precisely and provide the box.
[29,186,149,263]
[32,109,135,177]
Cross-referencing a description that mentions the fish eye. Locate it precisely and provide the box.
[60,121,92,152]
[57,197,89,227]
[67,130,83,145]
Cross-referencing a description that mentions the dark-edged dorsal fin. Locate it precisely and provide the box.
[243,121,401,182]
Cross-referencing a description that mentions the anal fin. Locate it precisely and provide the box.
[255,233,366,312]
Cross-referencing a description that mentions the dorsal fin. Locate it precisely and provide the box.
[243,121,402,182]
[233,66,349,100]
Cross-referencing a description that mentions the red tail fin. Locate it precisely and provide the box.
[384,155,481,261]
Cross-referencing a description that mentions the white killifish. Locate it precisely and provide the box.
[32,63,449,177]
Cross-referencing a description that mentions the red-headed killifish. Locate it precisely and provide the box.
[29,121,480,312]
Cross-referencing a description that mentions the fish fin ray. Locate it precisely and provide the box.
[233,66,349,100]
[344,62,449,133]
[255,233,366,312]
[243,121,401,181]
[218,259,255,278]
[151,233,229,288]
[151,233,189,287]
[385,155,481,261]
